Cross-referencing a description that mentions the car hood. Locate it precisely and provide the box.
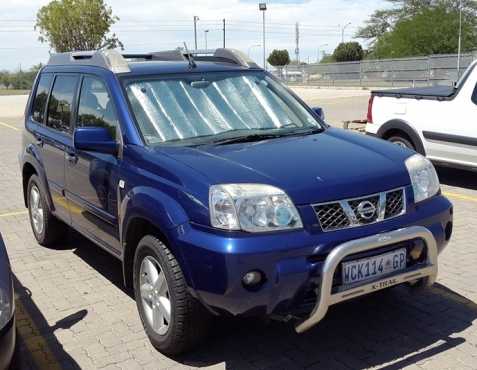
[156,128,413,205]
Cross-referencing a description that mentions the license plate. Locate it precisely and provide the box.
[342,248,407,285]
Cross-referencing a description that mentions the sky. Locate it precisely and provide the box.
[0,0,387,71]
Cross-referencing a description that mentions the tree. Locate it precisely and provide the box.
[319,54,335,64]
[267,49,291,68]
[367,3,477,58]
[357,0,477,56]
[0,65,44,91]
[332,42,364,62]
[0,72,11,89]
[35,0,122,52]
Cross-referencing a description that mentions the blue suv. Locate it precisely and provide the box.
[20,49,453,355]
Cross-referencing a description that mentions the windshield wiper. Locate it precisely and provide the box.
[211,126,323,145]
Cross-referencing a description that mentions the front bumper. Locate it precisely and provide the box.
[0,315,15,370]
[295,226,437,332]
[171,194,452,328]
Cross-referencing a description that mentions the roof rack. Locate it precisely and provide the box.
[47,49,131,73]
[47,48,261,73]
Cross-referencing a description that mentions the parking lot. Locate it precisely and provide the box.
[1,90,477,370]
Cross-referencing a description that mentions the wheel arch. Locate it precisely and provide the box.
[377,119,426,155]
[120,187,192,291]
[21,156,54,210]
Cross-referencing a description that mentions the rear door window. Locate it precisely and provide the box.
[31,73,53,124]
[77,76,118,140]
[46,75,79,133]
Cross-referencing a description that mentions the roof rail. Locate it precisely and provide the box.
[46,48,261,73]
[47,49,130,73]
[149,48,260,69]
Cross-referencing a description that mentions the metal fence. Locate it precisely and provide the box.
[279,52,477,88]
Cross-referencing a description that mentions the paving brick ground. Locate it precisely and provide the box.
[1,95,477,369]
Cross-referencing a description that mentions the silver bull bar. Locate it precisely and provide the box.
[295,226,438,333]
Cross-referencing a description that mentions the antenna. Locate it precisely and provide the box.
[182,42,197,68]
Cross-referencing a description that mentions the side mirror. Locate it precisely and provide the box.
[74,127,118,155]
[312,107,325,121]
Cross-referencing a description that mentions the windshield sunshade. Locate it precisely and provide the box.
[124,72,320,145]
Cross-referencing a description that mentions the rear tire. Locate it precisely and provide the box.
[133,235,211,355]
[27,175,66,246]
[388,135,415,151]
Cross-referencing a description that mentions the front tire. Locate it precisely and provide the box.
[27,175,66,246]
[133,235,211,355]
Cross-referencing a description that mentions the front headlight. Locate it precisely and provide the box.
[0,282,13,330]
[209,184,303,232]
[405,154,440,203]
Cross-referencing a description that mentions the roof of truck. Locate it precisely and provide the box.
[45,48,262,76]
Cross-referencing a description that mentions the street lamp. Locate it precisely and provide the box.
[248,44,261,57]
[317,43,328,63]
[340,22,351,43]
[457,0,463,79]
[259,3,267,70]
[193,16,200,50]
[204,29,209,50]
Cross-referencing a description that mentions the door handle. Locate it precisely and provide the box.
[34,136,43,147]
[66,152,78,165]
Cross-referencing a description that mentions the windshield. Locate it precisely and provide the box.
[123,72,322,145]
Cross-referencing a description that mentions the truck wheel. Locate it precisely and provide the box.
[133,235,211,355]
[27,175,66,246]
[388,135,415,150]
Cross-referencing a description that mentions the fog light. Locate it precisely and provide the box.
[410,241,425,261]
[242,270,263,287]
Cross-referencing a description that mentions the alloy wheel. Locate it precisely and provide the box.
[30,185,44,235]
[139,256,171,335]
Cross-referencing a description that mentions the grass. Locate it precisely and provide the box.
[0,89,30,96]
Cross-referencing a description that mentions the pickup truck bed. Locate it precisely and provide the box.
[366,59,477,169]
[373,85,457,101]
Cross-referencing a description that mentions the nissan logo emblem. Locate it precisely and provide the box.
[357,200,376,220]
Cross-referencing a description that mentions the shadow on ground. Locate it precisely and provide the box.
[11,274,84,370]
[63,229,477,370]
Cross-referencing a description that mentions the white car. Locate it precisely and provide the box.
[366,60,477,170]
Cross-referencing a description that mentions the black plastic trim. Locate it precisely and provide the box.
[377,119,426,155]
[423,131,477,147]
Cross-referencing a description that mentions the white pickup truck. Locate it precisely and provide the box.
[366,60,477,170]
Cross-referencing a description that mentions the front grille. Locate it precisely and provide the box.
[385,190,405,218]
[314,203,350,231]
[313,188,406,232]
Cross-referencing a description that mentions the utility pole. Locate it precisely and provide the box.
[204,29,209,50]
[222,19,226,48]
[457,0,463,79]
[193,16,199,50]
[259,3,267,70]
[295,22,300,65]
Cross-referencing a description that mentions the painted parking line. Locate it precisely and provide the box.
[443,191,477,203]
[0,120,19,131]
[0,210,28,218]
